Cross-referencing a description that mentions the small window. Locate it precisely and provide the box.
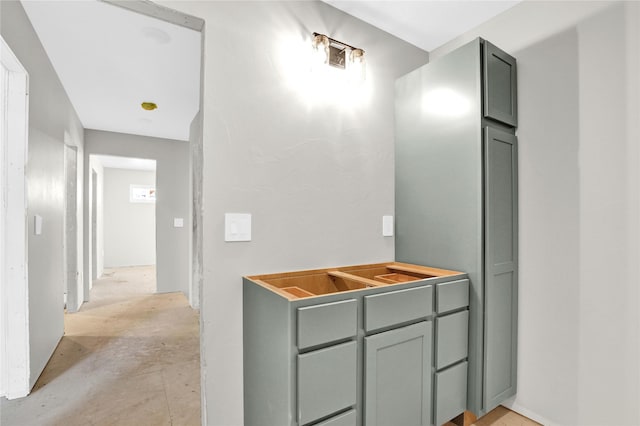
[130,184,156,203]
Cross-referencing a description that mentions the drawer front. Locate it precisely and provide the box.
[436,310,469,370]
[436,279,469,313]
[435,361,468,426]
[298,341,357,425]
[298,299,357,350]
[315,409,357,426]
[364,286,433,332]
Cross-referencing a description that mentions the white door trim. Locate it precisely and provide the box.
[63,142,80,312]
[0,36,30,399]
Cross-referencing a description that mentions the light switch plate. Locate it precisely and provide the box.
[34,215,43,235]
[382,215,394,237]
[225,213,251,242]
[174,218,184,228]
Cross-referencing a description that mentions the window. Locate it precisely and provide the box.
[130,184,156,203]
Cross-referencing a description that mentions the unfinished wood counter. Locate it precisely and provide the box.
[246,262,462,300]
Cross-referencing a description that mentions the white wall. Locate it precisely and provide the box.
[188,111,202,309]
[103,168,156,267]
[160,1,429,424]
[431,2,640,425]
[84,130,190,296]
[0,0,85,390]
[88,157,104,286]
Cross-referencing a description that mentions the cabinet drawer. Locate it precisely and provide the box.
[298,299,357,350]
[436,279,469,314]
[435,361,468,426]
[298,341,357,425]
[364,286,433,332]
[315,409,357,426]
[436,310,469,369]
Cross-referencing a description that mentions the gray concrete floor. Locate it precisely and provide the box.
[1,266,201,426]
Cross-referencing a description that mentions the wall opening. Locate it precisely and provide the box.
[88,154,157,294]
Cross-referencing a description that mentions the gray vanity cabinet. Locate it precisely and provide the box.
[243,262,470,426]
[364,321,432,426]
[395,38,518,416]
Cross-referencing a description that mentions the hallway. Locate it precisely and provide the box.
[1,266,201,426]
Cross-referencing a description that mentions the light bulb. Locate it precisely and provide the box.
[349,48,366,83]
[311,34,329,67]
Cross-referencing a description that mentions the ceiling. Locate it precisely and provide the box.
[21,0,201,142]
[92,154,157,171]
[21,1,520,143]
[324,1,521,52]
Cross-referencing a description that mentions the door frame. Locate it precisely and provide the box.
[0,35,30,399]
[63,142,80,312]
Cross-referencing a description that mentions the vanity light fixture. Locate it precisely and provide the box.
[311,32,365,72]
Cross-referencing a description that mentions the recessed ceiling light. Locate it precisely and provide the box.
[141,102,158,111]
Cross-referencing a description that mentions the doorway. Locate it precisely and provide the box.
[88,154,158,293]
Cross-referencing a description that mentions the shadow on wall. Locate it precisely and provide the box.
[508,27,580,425]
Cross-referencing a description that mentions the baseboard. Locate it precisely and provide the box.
[503,397,561,426]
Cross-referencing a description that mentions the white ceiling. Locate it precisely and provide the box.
[21,1,519,143]
[92,154,157,171]
[22,0,201,142]
[324,1,521,52]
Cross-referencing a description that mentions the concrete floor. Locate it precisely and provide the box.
[1,266,201,426]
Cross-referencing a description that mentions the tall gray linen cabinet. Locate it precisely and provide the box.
[395,37,518,416]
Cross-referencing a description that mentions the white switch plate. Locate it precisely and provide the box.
[34,215,43,235]
[174,218,184,228]
[225,213,251,242]
[382,215,394,237]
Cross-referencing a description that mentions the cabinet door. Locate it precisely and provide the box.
[315,410,357,426]
[483,127,518,411]
[364,321,432,426]
[483,40,517,127]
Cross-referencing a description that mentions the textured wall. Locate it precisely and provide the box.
[0,0,85,389]
[431,2,640,425]
[84,130,190,296]
[103,168,156,268]
[160,1,429,424]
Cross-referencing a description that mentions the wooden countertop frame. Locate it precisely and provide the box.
[246,262,463,300]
